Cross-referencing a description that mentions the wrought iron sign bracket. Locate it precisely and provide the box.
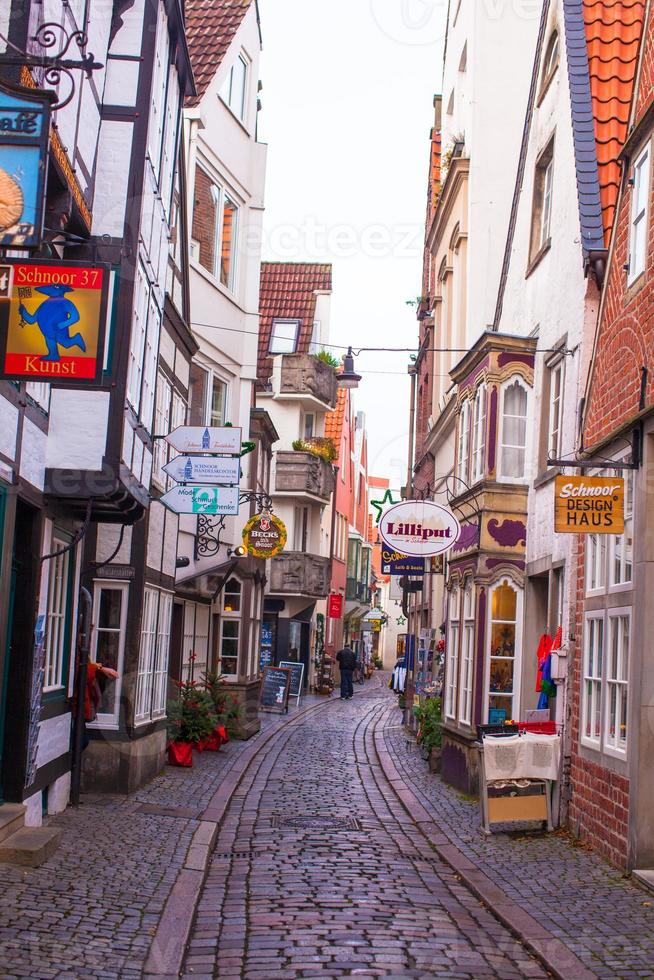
[547,428,641,472]
[193,491,274,560]
[0,23,104,109]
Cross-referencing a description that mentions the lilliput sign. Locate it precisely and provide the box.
[378,501,461,558]
[554,476,625,534]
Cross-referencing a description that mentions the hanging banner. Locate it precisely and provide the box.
[554,476,625,534]
[0,259,110,383]
[328,593,343,618]
[0,81,53,249]
[381,547,425,576]
[242,511,287,558]
[378,500,461,558]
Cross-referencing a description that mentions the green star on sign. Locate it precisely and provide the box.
[396,615,407,626]
[371,488,400,524]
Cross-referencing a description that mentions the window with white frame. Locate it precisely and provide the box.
[499,378,528,480]
[471,385,486,483]
[303,413,315,440]
[126,261,149,412]
[210,376,227,428]
[586,532,607,593]
[487,579,521,722]
[547,357,565,460]
[585,469,633,594]
[458,579,475,725]
[220,578,242,677]
[135,587,173,724]
[606,611,630,755]
[89,582,128,727]
[628,141,650,283]
[221,53,248,122]
[192,171,239,291]
[220,193,238,290]
[269,318,300,355]
[140,294,162,431]
[582,613,604,745]
[445,585,460,720]
[530,138,555,263]
[43,533,72,693]
[457,400,471,486]
[25,382,50,413]
[159,63,180,216]
[153,373,172,489]
[542,29,559,85]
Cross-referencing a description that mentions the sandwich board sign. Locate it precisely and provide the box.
[279,661,305,705]
[160,485,239,516]
[165,425,242,455]
[163,455,241,486]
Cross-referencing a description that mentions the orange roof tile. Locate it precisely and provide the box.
[583,0,645,244]
[325,387,347,453]
[185,0,256,107]
[258,262,333,389]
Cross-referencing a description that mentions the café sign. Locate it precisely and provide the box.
[378,500,461,558]
[0,81,53,249]
[554,476,625,534]
[0,259,110,384]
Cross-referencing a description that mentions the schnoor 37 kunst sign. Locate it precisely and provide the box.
[0,259,110,384]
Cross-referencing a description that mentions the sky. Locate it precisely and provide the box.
[258,0,447,493]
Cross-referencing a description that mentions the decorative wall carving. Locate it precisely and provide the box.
[270,552,331,597]
[280,354,338,409]
[275,451,335,500]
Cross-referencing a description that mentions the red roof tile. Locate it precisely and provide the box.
[583,0,645,244]
[257,262,333,388]
[325,387,347,450]
[185,0,255,107]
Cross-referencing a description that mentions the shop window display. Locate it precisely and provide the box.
[487,581,520,722]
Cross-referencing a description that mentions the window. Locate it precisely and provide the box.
[25,382,50,412]
[542,30,559,86]
[140,294,162,431]
[89,583,128,727]
[547,358,565,460]
[445,585,460,720]
[459,580,475,725]
[530,139,555,263]
[628,142,650,283]
[585,469,633,594]
[457,400,470,486]
[191,169,239,290]
[44,533,72,693]
[582,614,604,745]
[499,379,528,480]
[135,587,173,724]
[153,373,172,489]
[210,376,227,428]
[294,506,309,552]
[221,53,248,122]
[126,261,149,413]
[487,579,521,722]
[471,385,486,483]
[220,579,242,677]
[605,612,630,755]
[303,413,315,440]
[269,318,300,355]
[220,193,238,290]
[309,320,321,354]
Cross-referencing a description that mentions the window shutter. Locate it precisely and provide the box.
[189,363,208,425]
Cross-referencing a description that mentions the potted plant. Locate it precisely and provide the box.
[291,437,338,463]
[166,680,218,766]
[414,697,443,774]
[203,671,243,740]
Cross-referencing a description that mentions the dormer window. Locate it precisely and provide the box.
[269,318,300,354]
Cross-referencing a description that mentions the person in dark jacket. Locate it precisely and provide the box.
[336,645,357,700]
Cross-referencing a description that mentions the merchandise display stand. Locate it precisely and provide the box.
[478,732,560,835]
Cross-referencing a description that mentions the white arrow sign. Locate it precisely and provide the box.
[160,485,240,516]
[163,455,241,486]
[165,425,242,455]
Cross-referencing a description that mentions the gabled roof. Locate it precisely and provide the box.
[257,262,333,388]
[185,0,256,107]
[565,0,645,252]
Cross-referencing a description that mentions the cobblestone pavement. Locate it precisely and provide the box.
[381,703,654,979]
[182,687,546,979]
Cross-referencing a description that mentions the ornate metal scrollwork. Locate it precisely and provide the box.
[192,491,274,561]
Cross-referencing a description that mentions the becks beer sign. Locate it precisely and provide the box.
[378,501,461,558]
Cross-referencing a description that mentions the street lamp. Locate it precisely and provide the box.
[338,347,361,389]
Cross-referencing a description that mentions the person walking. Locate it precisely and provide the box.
[336,644,357,700]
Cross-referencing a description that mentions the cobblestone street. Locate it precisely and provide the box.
[2,679,654,979]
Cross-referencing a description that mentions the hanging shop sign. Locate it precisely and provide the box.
[378,500,461,558]
[554,476,624,534]
[163,454,241,486]
[328,593,344,618]
[381,547,425,576]
[0,259,110,383]
[160,485,239,516]
[0,82,53,249]
[242,511,287,558]
[165,425,242,455]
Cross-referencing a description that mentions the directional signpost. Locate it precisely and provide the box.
[165,425,242,455]
[160,485,240,516]
[163,455,241,486]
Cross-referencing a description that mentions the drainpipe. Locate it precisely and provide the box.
[405,364,418,725]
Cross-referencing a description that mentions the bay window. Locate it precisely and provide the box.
[220,578,242,677]
[457,400,471,486]
[499,378,528,480]
[458,580,475,726]
[487,579,522,722]
[445,585,460,720]
[471,384,486,483]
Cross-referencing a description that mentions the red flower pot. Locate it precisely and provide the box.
[204,731,222,751]
[167,741,193,767]
[215,725,228,744]
[195,739,208,753]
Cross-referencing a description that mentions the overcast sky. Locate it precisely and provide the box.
[258,0,447,493]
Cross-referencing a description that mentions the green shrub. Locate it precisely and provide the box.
[414,697,443,753]
[291,437,338,463]
[166,680,218,743]
[313,349,340,368]
[203,670,243,736]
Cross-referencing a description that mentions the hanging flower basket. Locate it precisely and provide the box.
[167,741,193,767]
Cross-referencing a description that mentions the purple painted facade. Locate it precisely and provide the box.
[486,557,526,571]
[497,352,535,370]
[452,522,480,554]
[487,518,526,548]
[457,356,490,394]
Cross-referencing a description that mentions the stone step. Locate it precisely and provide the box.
[633,869,654,894]
[0,826,61,867]
[0,803,25,844]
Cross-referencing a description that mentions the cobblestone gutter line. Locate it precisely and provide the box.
[377,701,654,980]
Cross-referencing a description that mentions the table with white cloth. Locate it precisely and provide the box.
[478,732,561,833]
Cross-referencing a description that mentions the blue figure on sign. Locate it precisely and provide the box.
[18,284,86,362]
[202,428,210,450]
[184,457,193,481]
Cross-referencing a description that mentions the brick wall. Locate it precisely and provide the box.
[192,167,217,275]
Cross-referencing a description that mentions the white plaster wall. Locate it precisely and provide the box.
[35,713,72,770]
[45,390,110,471]
[97,523,133,564]
[19,419,45,490]
[92,121,135,237]
[108,0,146,58]
[0,396,18,461]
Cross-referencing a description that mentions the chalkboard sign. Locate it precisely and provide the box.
[259,666,291,714]
[279,661,305,703]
